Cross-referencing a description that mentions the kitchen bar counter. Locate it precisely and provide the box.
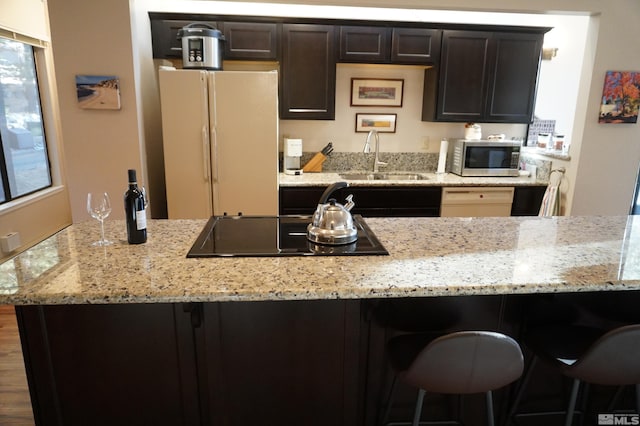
[279,171,546,187]
[1,215,639,305]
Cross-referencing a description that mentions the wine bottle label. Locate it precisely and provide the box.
[136,209,147,230]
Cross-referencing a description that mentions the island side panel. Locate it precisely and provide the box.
[16,304,201,426]
[198,299,364,426]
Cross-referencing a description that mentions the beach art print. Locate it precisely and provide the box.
[351,78,404,107]
[599,70,640,124]
[355,113,397,133]
[76,75,121,110]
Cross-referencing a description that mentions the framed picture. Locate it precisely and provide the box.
[76,75,121,110]
[598,70,640,124]
[351,78,404,107]
[355,113,397,133]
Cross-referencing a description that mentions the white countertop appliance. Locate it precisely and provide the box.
[159,69,279,218]
[283,138,303,175]
[447,139,521,177]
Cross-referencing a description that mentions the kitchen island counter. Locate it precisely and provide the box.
[2,215,639,305]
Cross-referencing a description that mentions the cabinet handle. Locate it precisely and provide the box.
[288,108,328,113]
[183,303,203,328]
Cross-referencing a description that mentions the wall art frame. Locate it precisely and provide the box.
[76,75,121,110]
[351,78,404,107]
[598,70,640,124]
[355,113,397,133]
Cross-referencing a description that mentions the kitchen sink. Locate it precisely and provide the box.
[339,172,429,181]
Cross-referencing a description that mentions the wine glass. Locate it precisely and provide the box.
[87,192,113,246]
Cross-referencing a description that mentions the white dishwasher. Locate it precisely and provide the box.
[441,187,515,217]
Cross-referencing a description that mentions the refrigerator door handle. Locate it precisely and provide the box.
[210,125,218,183]
[201,125,210,181]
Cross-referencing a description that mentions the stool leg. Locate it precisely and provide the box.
[505,355,539,425]
[607,386,625,411]
[486,390,495,426]
[565,379,581,426]
[380,374,398,426]
[413,389,426,426]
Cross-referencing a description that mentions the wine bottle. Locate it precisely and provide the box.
[124,169,147,244]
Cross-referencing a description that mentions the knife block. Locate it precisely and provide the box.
[302,152,326,172]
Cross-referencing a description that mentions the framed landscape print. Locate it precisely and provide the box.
[351,78,404,107]
[355,113,397,133]
[599,70,640,124]
[76,75,121,110]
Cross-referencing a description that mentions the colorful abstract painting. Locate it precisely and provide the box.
[599,71,640,124]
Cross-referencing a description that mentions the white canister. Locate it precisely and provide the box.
[537,133,550,149]
[464,123,482,140]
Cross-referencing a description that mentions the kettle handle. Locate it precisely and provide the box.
[318,181,348,205]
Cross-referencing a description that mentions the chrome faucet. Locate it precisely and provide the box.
[363,130,387,172]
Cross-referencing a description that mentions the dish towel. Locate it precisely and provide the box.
[538,183,560,216]
[539,168,565,216]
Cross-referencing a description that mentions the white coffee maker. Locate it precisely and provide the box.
[283,138,303,175]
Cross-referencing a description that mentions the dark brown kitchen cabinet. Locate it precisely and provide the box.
[339,26,440,65]
[424,30,492,122]
[16,304,201,426]
[422,29,544,123]
[198,300,363,425]
[221,22,279,60]
[280,24,336,120]
[17,301,363,426]
[391,28,441,64]
[339,26,391,62]
[510,185,547,216]
[150,18,221,59]
[485,32,544,122]
[279,186,442,217]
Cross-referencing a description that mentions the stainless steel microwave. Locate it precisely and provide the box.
[447,139,521,177]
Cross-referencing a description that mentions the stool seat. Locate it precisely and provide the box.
[508,323,640,425]
[383,331,524,426]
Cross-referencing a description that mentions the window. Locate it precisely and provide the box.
[0,37,51,203]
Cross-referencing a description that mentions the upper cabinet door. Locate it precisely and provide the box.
[485,32,543,123]
[222,22,279,60]
[339,26,391,63]
[280,24,336,120]
[436,30,492,122]
[391,28,441,64]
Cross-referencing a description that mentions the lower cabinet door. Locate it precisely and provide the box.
[199,300,363,426]
[16,304,200,426]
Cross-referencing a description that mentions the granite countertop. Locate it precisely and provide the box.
[279,172,547,187]
[1,216,639,305]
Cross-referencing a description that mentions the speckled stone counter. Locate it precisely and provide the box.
[279,171,547,187]
[2,215,640,305]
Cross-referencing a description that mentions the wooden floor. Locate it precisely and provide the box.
[0,305,35,425]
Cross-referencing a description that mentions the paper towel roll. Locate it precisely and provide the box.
[436,139,448,174]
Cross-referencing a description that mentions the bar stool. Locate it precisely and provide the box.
[381,331,524,426]
[507,323,640,426]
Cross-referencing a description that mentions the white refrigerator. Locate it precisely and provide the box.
[158,69,279,219]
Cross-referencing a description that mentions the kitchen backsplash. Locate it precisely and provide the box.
[292,151,551,181]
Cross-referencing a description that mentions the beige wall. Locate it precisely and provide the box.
[49,0,640,220]
[0,0,50,42]
[0,0,71,262]
[48,0,144,223]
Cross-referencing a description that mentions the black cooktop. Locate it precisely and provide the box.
[187,215,388,257]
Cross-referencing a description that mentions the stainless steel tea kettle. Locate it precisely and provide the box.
[307,182,358,245]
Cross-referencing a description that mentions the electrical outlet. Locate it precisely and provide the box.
[422,136,430,151]
[0,231,21,253]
